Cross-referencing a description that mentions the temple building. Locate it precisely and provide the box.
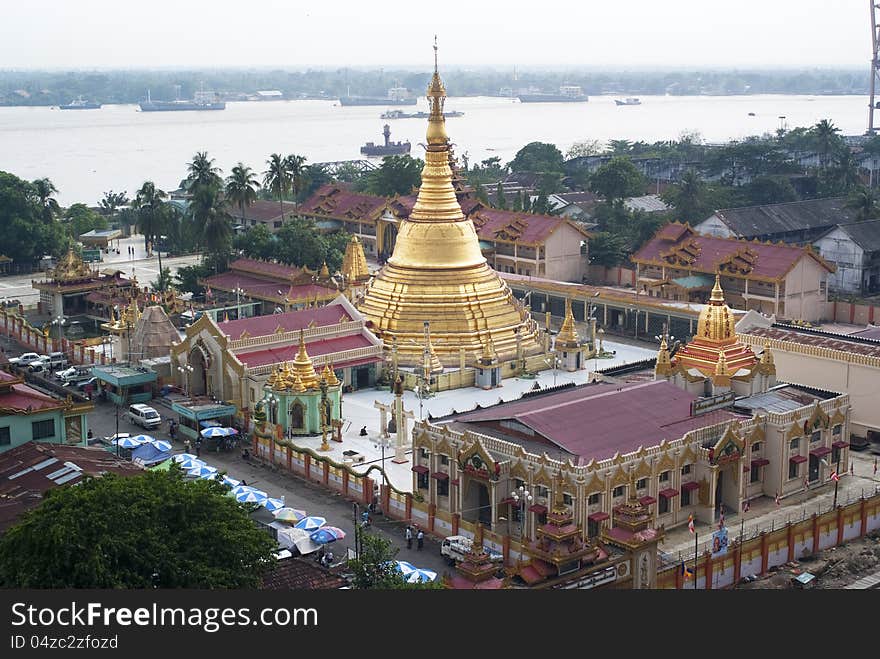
[410,278,850,551]
[33,248,135,317]
[356,45,544,370]
[199,257,340,316]
[170,295,383,417]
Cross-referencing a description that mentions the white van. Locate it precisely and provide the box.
[126,404,162,430]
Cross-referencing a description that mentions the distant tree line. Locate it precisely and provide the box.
[0,68,870,106]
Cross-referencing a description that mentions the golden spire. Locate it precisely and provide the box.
[292,372,306,393]
[319,262,330,279]
[266,364,280,389]
[480,336,498,364]
[321,363,340,387]
[556,298,579,346]
[761,341,774,366]
[715,351,729,377]
[291,330,319,389]
[710,273,725,304]
[341,234,370,283]
[655,334,674,377]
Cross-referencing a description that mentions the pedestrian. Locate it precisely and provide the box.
[405,526,413,550]
[240,479,247,486]
[195,438,201,458]
[87,429,94,440]
[183,437,191,453]
[416,529,424,551]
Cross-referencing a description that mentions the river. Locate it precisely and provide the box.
[0,94,870,205]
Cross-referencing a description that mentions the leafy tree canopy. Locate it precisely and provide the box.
[509,141,565,174]
[0,470,277,588]
[347,533,443,590]
[358,155,423,197]
[589,157,645,204]
[0,171,69,266]
[65,202,108,239]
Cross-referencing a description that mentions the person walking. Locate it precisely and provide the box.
[183,437,191,454]
[416,529,424,551]
[195,438,201,458]
[405,526,413,550]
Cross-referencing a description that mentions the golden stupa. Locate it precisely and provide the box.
[357,41,543,367]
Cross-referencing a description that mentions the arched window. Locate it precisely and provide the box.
[289,400,305,430]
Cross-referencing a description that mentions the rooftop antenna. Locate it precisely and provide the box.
[870,0,880,134]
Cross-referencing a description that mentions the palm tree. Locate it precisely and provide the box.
[663,169,705,222]
[31,178,60,223]
[284,154,307,212]
[811,119,841,170]
[225,163,259,227]
[189,186,232,271]
[828,149,861,195]
[99,190,129,220]
[845,187,879,221]
[133,181,167,249]
[263,153,291,222]
[186,151,223,192]
[607,140,632,156]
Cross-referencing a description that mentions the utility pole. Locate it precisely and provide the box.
[870,0,880,134]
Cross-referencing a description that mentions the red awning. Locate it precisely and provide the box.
[411,465,429,474]
[750,458,770,467]
[789,455,808,464]
[500,497,516,506]
[681,481,701,492]
[451,478,459,486]
[810,447,831,457]
[831,441,849,449]
[588,511,610,522]
[639,495,656,505]
[528,504,548,514]
[431,471,449,481]
[659,488,679,498]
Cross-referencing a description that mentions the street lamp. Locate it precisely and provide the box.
[373,435,393,487]
[232,284,246,320]
[414,373,431,421]
[511,485,532,538]
[778,115,786,134]
[177,364,194,397]
[51,314,64,352]
[543,355,561,387]
[263,391,278,425]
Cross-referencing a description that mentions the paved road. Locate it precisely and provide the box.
[85,397,452,578]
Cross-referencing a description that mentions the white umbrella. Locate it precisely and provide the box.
[129,434,155,444]
[111,436,144,449]
[219,475,240,488]
[262,497,285,512]
[149,439,172,452]
[177,457,206,470]
[200,426,237,438]
[294,516,326,531]
[187,465,218,478]
[236,490,268,504]
[173,453,199,463]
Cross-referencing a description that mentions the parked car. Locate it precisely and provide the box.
[8,352,42,367]
[27,359,51,373]
[125,404,162,430]
[46,352,67,369]
[440,535,504,565]
[55,366,78,380]
[76,377,98,390]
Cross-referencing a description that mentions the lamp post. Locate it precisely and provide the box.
[821,457,841,509]
[373,435,393,487]
[178,364,194,397]
[511,485,532,538]
[543,355,560,387]
[232,284,245,320]
[51,314,64,353]
[263,391,278,425]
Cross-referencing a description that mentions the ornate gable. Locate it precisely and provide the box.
[660,237,701,267]
[803,401,830,433]
[717,247,758,276]
[457,439,498,481]
[709,425,743,467]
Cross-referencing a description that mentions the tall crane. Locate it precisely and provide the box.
[869,1,880,133]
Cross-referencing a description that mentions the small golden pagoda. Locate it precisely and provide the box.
[100,297,141,334]
[554,297,586,371]
[341,235,371,285]
[356,41,543,368]
[291,330,319,389]
[670,274,758,380]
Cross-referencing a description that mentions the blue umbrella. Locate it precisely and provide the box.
[187,465,218,478]
[149,439,172,452]
[173,453,199,463]
[200,426,237,438]
[111,436,144,449]
[235,490,268,504]
[219,475,240,488]
[177,457,206,470]
[129,434,156,444]
[231,484,260,496]
[262,497,285,512]
[309,526,345,544]
[294,516,326,531]
[394,561,437,583]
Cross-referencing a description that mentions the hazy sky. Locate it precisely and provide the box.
[0,0,872,69]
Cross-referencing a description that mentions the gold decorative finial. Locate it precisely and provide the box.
[715,350,730,377]
[710,273,724,304]
[433,34,438,74]
[556,297,579,346]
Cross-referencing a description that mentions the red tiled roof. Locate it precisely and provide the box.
[205,271,337,303]
[220,303,352,341]
[468,208,585,246]
[228,200,286,223]
[261,557,347,590]
[228,258,304,281]
[300,185,387,221]
[0,383,64,412]
[235,334,373,368]
[741,326,880,358]
[454,380,743,463]
[633,223,834,281]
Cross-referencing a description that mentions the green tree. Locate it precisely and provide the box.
[0,171,68,267]
[822,148,861,196]
[0,470,276,588]
[810,119,842,170]
[494,182,508,209]
[263,153,292,222]
[99,190,129,225]
[186,151,223,191]
[188,185,232,270]
[152,266,172,292]
[31,177,60,223]
[589,157,645,205]
[606,140,633,156]
[509,141,565,174]
[565,139,603,159]
[512,191,522,211]
[472,181,490,206]
[587,231,629,268]
[64,203,108,238]
[225,163,260,225]
[740,176,798,206]
[233,223,276,261]
[133,181,167,249]
[174,262,214,296]
[845,187,879,221]
[284,154,307,210]
[274,217,328,270]
[662,170,707,222]
[360,155,423,197]
[300,163,331,200]
[347,533,442,590]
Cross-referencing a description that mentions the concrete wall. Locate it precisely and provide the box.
[782,257,828,322]
[693,214,737,238]
[0,409,72,453]
[544,224,586,282]
[815,229,865,294]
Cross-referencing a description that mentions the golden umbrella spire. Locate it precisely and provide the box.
[291,330,319,389]
[710,273,725,304]
[556,298,579,346]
